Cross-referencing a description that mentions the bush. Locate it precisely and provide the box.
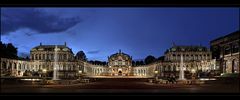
[220,73,239,77]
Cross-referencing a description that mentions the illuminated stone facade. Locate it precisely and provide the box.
[1,43,220,79]
[152,45,216,78]
[108,50,132,76]
[0,43,84,79]
[211,31,239,74]
[84,50,155,77]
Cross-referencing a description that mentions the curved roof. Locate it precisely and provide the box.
[165,45,209,54]
[31,43,73,54]
[109,50,131,60]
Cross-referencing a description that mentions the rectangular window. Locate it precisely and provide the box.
[43,54,45,60]
[232,44,239,53]
[225,46,231,55]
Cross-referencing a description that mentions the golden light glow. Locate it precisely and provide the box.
[191,69,196,73]
[43,69,47,73]
[79,70,82,74]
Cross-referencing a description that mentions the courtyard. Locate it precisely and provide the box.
[1,77,239,93]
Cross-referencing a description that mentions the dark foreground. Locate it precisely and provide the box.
[1,78,239,93]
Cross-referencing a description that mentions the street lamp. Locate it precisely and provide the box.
[154,70,158,81]
[78,70,82,80]
[43,69,47,74]
[79,70,82,74]
[42,68,47,84]
[191,68,196,80]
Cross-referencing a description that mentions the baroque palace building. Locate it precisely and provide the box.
[210,31,239,74]
[154,45,216,78]
[1,42,222,79]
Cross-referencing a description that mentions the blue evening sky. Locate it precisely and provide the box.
[1,8,239,61]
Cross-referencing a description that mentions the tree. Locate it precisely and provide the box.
[136,61,140,66]
[157,56,165,61]
[144,55,156,65]
[76,51,87,61]
[139,60,145,65]
[132,61,136,66]
[26,56,30,60]
[0,42,18,59]
[102,61,107,66]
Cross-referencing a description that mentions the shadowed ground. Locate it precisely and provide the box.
[1,78,239,93]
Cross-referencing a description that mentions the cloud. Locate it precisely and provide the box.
[1,8,82,35]
[87,50,100,54]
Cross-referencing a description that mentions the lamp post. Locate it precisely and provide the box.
[78,70,82,80]
[191,68,196,80]
[42,68,47,84]
[154,70,158,81]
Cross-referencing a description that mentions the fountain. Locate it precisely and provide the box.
[52,45,59,80]
[178,54,185,80]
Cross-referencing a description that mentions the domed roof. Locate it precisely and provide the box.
[75,51,87,61]
[108,49,131,60]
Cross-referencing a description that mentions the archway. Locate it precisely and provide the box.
[118,70,122,76]
[232,59,238,73]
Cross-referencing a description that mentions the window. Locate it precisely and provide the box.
[64,54,67,59]
[43,54,45,60]
[47,54,49,60]
[35,54,38,60]
[32,55,34,60]
[39,54,41,60]
[51,54,54,60]
[232,43,239,53]
[225,45,231,55]
[122,61,125,65]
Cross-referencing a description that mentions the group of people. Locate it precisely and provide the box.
[167,74,177,84]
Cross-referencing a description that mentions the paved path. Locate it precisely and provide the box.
[1,78,239,93]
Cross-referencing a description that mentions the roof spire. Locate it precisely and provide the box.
[119,49,121,53]
[64,42,67,46]
[172,42,176,47]
[40,42,42,46]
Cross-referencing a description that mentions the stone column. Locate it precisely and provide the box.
[17,63,19,72]
[6,62,9,70]
[0,61,2,70]
[11,63,14,76]
[66,54,69,60]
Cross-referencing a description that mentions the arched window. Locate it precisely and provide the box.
[177,54,180,60]
[39,54,41,60]
[232,59,238,73]
[172,54,176,60]
[186,55,189,60]
[51,54,54,60]
[195,55,198,60]
[35,54,38,60]
[199,55,202,60]
[173,65,176,71]
[2,62,7,70]
[43,54,45,60]
[64,54,67,60]
[14,63,17,69]
[32,54,34,60]
[191,55,193,60]
[47,54,49,60]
